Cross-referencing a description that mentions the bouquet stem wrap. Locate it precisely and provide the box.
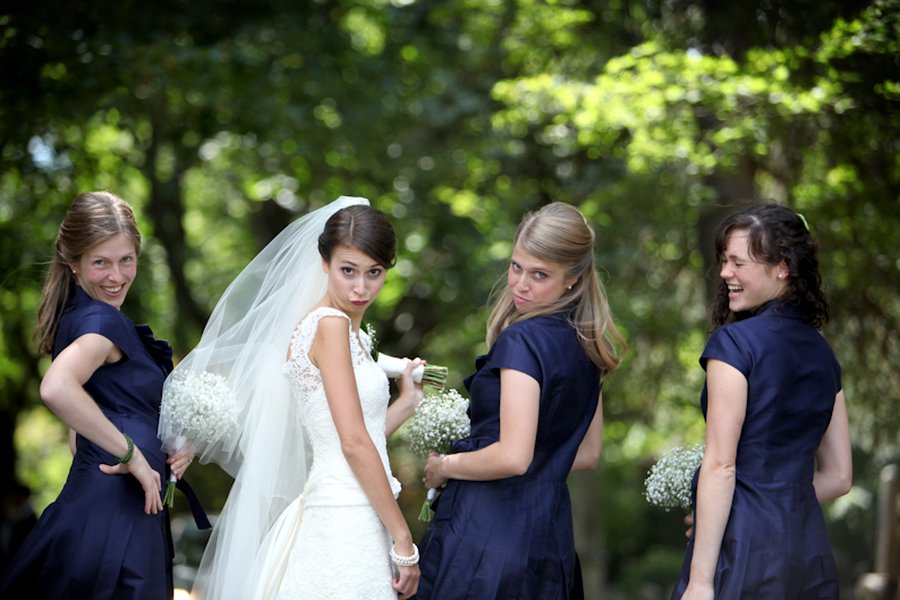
[364,322,449,389]
[376,353,449,389]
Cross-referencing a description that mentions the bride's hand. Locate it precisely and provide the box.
[396,357,425,409]
[392,564,420,599]
[167,441,195,480]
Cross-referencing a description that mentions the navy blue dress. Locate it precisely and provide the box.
[416,313,601,600]
[0,286,175,600]
[671,301,842,599]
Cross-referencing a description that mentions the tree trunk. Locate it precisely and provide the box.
[698,158,758,305]
[142,109,210,352]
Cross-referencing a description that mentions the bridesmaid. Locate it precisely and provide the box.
[672,204,852,599]
[0,191,195,599]
[415,202,626,599]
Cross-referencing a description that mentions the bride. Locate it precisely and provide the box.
[160,197,421,599]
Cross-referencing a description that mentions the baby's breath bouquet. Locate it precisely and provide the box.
[644,443,705,511]
[159,370,239,507]
[364,323,449,389]
[403,388,471,521]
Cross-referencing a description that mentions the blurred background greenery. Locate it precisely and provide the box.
[1,0,897,597]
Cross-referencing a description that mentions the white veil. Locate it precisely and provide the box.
[160,196,370,600]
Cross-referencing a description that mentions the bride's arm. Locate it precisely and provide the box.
[423,368,539,486]
[385,361,423,437]
[312,317,419,572]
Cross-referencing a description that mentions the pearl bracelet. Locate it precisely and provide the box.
[390,543,420,567]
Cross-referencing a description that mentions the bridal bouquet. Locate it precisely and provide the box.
[644,443,705,511]
[365,323,449,389]
[403,388,471,521]
[159,369,240,507]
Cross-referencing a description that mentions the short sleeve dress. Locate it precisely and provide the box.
[671,301,842,599]
[0,286,175,600]
[415,312,601,600]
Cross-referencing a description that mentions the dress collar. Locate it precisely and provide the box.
[735,299,807,322]
[69,284,95,308]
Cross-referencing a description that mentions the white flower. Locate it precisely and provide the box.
[404,388,471,522]
[644,443,705,511]
[404,388,471,458]
[160,370,239,453]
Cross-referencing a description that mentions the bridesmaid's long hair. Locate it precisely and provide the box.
[486,202,625,373]
[37,191,142,354]
[711,203,829,329]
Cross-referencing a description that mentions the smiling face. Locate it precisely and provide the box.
[323,244,387,319]
[719,229,788,314]
[507,244,577,314]
[70,233,138,310]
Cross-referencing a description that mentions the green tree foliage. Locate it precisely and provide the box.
[490,0,900,448]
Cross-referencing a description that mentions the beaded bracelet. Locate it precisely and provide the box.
[390,543,420,567]
[118,433,135,464]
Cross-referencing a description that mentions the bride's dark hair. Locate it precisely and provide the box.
[318,204,397,269]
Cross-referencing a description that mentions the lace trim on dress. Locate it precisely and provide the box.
[283,307,370,404]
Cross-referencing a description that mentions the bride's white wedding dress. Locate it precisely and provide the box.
[252,306,402,599]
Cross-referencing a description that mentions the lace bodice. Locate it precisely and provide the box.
[283,307,400,505]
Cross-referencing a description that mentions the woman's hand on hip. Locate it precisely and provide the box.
[99,446,163,515]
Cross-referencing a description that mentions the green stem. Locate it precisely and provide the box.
[417,498,433,523]
[421,365,449,389]
[163,477,176,509]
